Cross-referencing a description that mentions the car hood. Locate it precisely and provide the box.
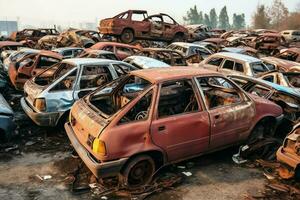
[0,93,13,115]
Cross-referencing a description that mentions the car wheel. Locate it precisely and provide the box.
[248,119,275,143]
[173,33,184,42]
[119,155,155,188]
[120,29,134,44]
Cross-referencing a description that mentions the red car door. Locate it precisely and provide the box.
[195,76,255,149]
[151,79,210,162]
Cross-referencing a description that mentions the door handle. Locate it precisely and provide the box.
[158,126,165,131]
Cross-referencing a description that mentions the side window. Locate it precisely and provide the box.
[79,65,113,89]
[119,13,129,19]
[102,46,113,52]
[162,15,175,24]
[119,90,153,124]
[222,60,234,70]
[51,69,77,91]
[158,80,199,118]
[73,49,83,57]
[113,64,136,76]
[62,50,73,57]
[234,62,244,72]
[197,77,242,109]
[263,62,276,71]
[250,62,269,75]
[249,85,271,97]
[116,47,133,56]
[37,56,60,68]
[132,13,145,21]
[262,75,274,83]
[207,57,223,66]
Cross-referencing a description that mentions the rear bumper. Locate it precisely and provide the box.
[64,122,128,178]
[276,146,300,169]
[21,97,61,127]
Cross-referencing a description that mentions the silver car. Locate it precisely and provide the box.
[21,58,137,126]
[200,52,270,77]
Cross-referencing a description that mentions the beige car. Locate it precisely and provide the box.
[200,52,270,77]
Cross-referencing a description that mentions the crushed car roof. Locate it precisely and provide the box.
[131,66,219,83]
[213,52,261,63]
[0,41,23,48]
[63,58,126,65]
[124,56,170,69]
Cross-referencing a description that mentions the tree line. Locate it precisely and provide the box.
[183,5,245,30]
[252,0,300,30]
[183,0,300,30]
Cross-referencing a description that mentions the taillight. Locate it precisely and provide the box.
[34,98,46,111]
[70,114,76,126]
[92,139,106,155]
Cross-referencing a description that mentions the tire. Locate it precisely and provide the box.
[173,33,184,42]
[248,119,275,144]
[120,29,134,44]
[119,155,155,188]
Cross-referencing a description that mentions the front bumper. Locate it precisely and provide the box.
[64,122,128,178]
[21,97,61,127]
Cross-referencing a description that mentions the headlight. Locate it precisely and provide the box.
[34,98,46,111]
[92,139,106,155]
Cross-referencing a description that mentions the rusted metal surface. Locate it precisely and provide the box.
[276,48,300,62]
[99,10,188,43]
[9,28,59,42]
[261,57,300,72]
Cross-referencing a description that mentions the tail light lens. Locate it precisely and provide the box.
[34,98,46,111]
[92,139,106,155]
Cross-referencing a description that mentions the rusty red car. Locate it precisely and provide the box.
[99,10,188,43]
[90,42,141,60]
[8,50,62,90]
[65,67,283,187]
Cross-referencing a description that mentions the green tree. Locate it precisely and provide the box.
[209,8,218,28]
[252,5,271,29]
[204,14,211,27]
[268,0,289,29]
[183,5,203,24]
[218,6,230,30]
[232,13,245,30]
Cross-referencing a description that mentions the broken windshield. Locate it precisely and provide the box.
[34,62,75,86]
[89,75,152,118]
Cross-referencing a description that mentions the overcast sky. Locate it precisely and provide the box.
[0,0,299,27]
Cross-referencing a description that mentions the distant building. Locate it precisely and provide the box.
[0,21,18,36]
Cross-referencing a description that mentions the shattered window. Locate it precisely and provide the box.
[207,57,223,66]
[116,47,133,56]
[162,15,175,24]
[62,50,72,57]
[119,90,153,124]
[37,56,60,69]
[158,79,199,118]
[51,69,77,91]
[112,64,136,76]
[90,75,151,118]
[249,84,271,98]
[79,65,112,89]
[250,62,269,75]
[132,13,145,21]
[197,77,242,109]
[222,60,234,70]
[119,13,128,19]
[262,75,275,83]
[102,46,113,52]
[235,62,244,72]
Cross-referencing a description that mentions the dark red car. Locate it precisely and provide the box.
[99,10,188,43]
[65,67,283,187]
[90,42,141,60]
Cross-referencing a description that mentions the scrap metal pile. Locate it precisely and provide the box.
[0,9,300,199]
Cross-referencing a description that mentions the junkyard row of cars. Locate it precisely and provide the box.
[0,9,300,188]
